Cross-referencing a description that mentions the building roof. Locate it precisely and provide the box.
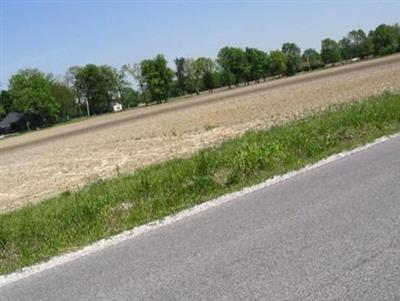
[0,112,25,127]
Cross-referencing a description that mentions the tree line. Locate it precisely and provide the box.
[1,23,399,128]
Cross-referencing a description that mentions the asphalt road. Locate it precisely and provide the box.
[1,135,400,300]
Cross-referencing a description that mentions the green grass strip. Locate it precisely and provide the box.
[1,92,400,275]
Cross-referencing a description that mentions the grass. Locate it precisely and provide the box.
[1,92,400,275]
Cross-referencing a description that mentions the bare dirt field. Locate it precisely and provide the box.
[1,54,400,212]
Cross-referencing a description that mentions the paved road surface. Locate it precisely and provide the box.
[1,135,400,300]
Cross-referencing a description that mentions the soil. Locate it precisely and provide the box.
[1,54,399,212]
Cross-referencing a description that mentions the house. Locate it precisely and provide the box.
[110,101,123,112]
[0,112,27,134]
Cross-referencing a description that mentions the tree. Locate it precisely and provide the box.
[269,50,287,76]
[369,24,399,55]
[302,48,322,70]
[72,64,121,115]
[0,104,5,118]
[217,47,249,85]
[116,68,130,100]
[321,38,341,64]
[181,58,199,94]
[339,37,353,60]
[50,81,79,120]
[349,29,373,58]
[282,43,301,75]
[122,63,149,104]
[340,30,373,60]
[395,23,400,51]
[120,87,139,108]
[0,90,12,115]
[174,57,187,95]
[173,57,214,95]
[8,69,59,125]
[203,70,220,92]
[220,70,236,88]
[262,53,271,79]
[195,58,215,73]
[245,47,268,82]
[140,54,174,103]
[188,57,215,94]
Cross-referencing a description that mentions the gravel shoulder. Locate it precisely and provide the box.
[2,135,399,300]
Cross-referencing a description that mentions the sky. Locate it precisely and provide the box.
[1,0,399,87]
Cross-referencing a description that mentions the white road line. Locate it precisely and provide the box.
[0,133,399,288]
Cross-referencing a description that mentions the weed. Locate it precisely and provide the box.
[0,93,399,275]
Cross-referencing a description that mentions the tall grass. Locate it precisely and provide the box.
[1,93,400,275]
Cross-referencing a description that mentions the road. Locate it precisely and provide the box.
[1,135,400,300]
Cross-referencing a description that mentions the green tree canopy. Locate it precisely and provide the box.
[121,63,149,103]
[269,50,287,76]
[120,87,140,108]
[174,57,187,95]
[203,70,220,92]
[190,57,215,94]
[321,38,341,64]
[8,69,59,125]
[338,37,353,60]
[217,47,249,85]
[71,64,121,115]
[395,23,400,50]
[0,90,12,115]
[281,43,301,75]
[50,81,79,120]
[302,48,322,70]
[339,29,373,60]
[140,54,174,103]
[244,47,268,81]
[220,70,236,88]
[369,24,399,55]
[181,58,202,94]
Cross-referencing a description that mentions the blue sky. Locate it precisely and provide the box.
[1,0,399,87]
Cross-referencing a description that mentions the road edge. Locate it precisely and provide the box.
[1,132,399,288]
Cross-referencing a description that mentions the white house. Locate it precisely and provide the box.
[110,101,123,112]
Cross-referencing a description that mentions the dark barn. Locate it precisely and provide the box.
[0,112,27,135]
